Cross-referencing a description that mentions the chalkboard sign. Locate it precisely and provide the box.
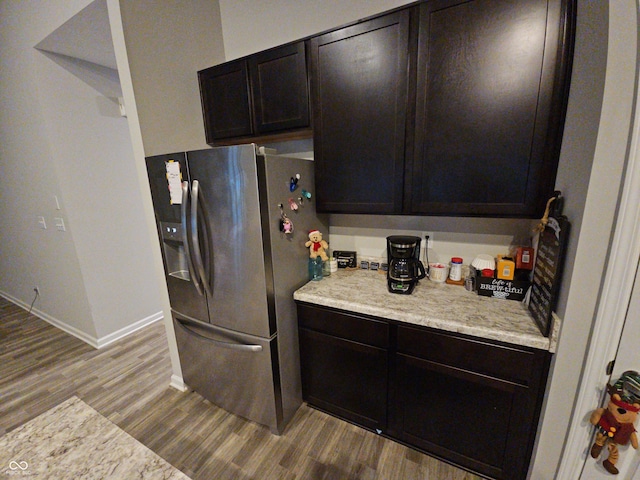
[529,215,570,337]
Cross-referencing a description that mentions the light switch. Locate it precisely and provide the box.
[38,216,47,229]
[54,217,66,231]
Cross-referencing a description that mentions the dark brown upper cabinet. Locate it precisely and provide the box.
[409,0,575,216]
[198,42,310,144]
[199,59,253,141]
[309,0,574,217]
[249,42,310,134]
[309,10,413,214]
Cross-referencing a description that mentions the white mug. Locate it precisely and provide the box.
[429,263,449,283]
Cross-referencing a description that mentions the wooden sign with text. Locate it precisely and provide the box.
[529,215,570,337]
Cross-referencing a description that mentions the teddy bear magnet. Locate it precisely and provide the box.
[589,370,640,475]
[305,229,329,261]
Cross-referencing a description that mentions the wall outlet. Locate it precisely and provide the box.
[54,217,66,231]
[423,232,434,249]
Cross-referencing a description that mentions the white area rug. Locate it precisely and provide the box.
[0,396,190,479]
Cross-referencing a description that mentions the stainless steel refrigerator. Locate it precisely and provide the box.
[145,144,328,434]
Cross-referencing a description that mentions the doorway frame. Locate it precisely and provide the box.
[555,2,640,476]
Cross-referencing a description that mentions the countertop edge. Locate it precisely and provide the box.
[293,272,553,352]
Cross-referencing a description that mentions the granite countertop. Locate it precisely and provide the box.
[294,268,556,351]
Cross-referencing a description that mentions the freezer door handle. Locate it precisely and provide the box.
[190,180,213,297]
[181,181,203,295]
[175,318,263,352]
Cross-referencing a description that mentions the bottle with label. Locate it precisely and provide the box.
[446,257,464,285]
[497,258,515,280]
[515,247,535,270]
[329,257,338,273]
[449,257,463,280]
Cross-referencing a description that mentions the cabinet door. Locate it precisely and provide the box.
[249,42,309,134]
[410,0,573,216]
[395,326,550,480]
[297,304,389,431]
[299,328,388,431]
[397,354,529,479]
[199,59,253,141]
[309,9,413,214]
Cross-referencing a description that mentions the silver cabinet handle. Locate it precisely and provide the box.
[175,318,263,352]
[190,180,213,297]
[181,181,203,295]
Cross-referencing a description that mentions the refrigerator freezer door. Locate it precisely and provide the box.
[145,152,188,225]
[173,315,282,434]
[146,153,209,321]
[187,146,272,337]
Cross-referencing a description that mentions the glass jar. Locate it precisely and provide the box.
[308,257,323,281]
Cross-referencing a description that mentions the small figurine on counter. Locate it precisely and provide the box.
[305,229,329,261]
[589,370,640,474]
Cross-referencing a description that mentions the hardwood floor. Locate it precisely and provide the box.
[0,297,483,479]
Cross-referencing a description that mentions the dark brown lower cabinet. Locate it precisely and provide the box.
[297,304,389,431]
[296,303,551,480]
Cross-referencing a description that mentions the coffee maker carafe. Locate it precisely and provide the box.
[387,236,426,294]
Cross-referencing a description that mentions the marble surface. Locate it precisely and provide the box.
[0,396,190,479]
[294,268,553,351]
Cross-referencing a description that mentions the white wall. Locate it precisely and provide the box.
[119,0,225,156]
[328,215,536,267]
[0,0,99,339]
[218,0,416,60]
[0,0,162,345]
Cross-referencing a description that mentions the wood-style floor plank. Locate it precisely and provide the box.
[0,296,484,479]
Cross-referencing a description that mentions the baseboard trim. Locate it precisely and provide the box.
[170,374,188,392]
[0,290,162,349]
[95,311,164,349]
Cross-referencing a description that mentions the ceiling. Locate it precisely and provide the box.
[35,0,117,70]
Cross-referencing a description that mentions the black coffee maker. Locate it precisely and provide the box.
[387,235,426,294]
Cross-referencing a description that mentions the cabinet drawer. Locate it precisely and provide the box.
[297,303,389,348]
[397,325,537,386]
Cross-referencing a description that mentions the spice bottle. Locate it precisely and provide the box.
[449,257,463,282]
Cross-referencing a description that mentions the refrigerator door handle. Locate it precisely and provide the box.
[175,318,263,352]
[181,181,203,295]
[190,180,214,297]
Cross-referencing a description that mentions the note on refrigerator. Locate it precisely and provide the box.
[165,160,182,204]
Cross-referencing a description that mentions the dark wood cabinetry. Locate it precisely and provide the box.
[410,0,574,216]
[296,302,551,480]
[308,10,413,213]
[198,0,575,217]
[308,0,574,217]
[395,325,550,480]
[199,60,253,141]
[297,303,389,431]
[198,42,310,144]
